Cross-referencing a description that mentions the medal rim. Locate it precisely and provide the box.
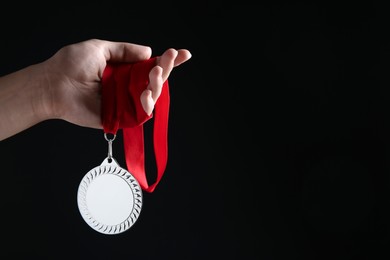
[77,158,143,235]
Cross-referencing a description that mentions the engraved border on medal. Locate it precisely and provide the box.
[77,163,143,235]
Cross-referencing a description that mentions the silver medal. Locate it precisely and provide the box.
[77,134,143,235]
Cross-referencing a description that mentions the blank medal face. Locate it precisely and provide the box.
[77,158,143,235]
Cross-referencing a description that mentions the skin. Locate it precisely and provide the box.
[0,39,192,141]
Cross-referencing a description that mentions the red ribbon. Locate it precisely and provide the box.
[101,57,169,193]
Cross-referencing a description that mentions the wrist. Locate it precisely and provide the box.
[28,62,57,122]
[38,59,69,122]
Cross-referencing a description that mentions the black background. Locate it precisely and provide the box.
[0,3,390,259]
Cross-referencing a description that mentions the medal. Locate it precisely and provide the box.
[77,57,171,234]
[77,134,143,235]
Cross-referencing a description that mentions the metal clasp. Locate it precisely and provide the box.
[104,133,116,162]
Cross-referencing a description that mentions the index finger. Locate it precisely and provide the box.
[157,48,192,81]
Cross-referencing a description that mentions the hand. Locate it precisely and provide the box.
[43,39,191,129]
[0,39,191,140]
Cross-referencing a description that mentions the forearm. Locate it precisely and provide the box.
[0,63,51,141]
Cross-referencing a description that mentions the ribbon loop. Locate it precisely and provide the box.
[101,57,169,193]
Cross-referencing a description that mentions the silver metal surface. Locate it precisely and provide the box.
[104,133,116,160]
[77,157,143,235]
